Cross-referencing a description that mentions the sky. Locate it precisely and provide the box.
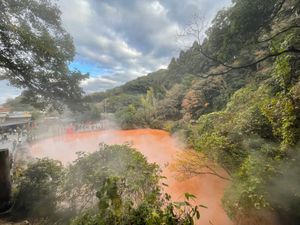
[0,0,232,104]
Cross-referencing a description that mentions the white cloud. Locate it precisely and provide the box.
[2,0,232,102]
[56,0,232,93]
[59,0,230,71]
[81,76,120,93]
[151,1,166,15]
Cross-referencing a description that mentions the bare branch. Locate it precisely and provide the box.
[176,13,208,50]
[176,2,299,77]
[170,150,232,181]
[196,46,300,77]
[257,25,300,43]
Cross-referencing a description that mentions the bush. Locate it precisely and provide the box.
[12,145,202,225]
[13,159,64,219]
[63,144,161,212]
[71,186,201,225]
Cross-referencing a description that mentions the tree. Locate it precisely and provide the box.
[157,84,186,120]
[11,144,203,224]
[66,144,203,224]
[181,76,228,120]
[71,182,202,225]
[140,87,157,122]
[178,0,300,76]
[13,159,64,219]
[63,144,161,213]
[171,150,232,181]
[115,104,142,129]
[0,0,87,110]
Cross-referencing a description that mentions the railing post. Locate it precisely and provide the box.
[0,149,12,212]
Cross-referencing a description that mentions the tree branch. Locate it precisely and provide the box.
[257,25,300,43]
[187,169,232,181]
[198,47,300,77]
[173,151,233,181]
[205,165,232,181]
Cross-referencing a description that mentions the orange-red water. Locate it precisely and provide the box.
[30,129,232,225]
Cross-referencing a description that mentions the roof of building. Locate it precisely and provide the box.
[0,112,9,118]
[0,118,31,127]
[0,107,10,113]
[9,111,31,118]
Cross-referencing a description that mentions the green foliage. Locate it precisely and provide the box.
[87,70,168,105]
[223,153,276,218]
[223,148,300,224]
[163,120,188,135]
[13,159,64,219]
[181,76,229,120]
[157,84,185,120]
[205,0,285,62]
[82,0,300,223]
[194,132,240,171]
[4,96,36,112]
[267,152,300,223]
[6,0,300,224]
[105,94,142,113]
[115,104,144,129]
[71,188,201,225]
[13,144,201,225]
[261,94,297,150]
[273,54,292,90]
[72,104,102,122]
[3,95,43,120]
[12,144,200,224]
[225,86,274,138]
[187,71,300,224]
[190,77,300,220]
[0,0,87,110]
[114,88,162,129]
[64,144,160,213]
[191,111,231,136]
[140,88,156,120]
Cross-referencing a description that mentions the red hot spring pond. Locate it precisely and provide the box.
[30,129,232,225]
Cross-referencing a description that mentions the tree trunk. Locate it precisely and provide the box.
[0,149,12,212]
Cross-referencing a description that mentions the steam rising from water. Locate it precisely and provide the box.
[30,129,232,225]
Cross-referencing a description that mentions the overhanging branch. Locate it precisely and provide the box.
[257,25,300,43]
[198,46,300,77]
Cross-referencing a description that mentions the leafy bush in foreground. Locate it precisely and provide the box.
[13,144,201,225]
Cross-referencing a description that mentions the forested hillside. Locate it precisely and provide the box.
[86,0,300,224]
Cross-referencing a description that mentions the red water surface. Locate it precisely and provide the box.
[30,129,232,225]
